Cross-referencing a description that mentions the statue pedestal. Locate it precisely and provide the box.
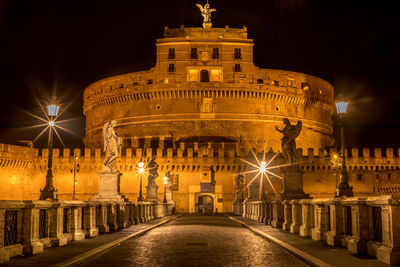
[276,166,309,200]
[203,22,212,29]
[91,171,127,202]
[146,184,159,202]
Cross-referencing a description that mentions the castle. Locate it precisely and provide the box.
[0,16,398,212]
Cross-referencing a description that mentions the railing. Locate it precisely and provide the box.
[0,200,175,263]
[241,195,400,265]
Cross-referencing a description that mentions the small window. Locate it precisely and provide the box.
[119,84,124,89]
[147,79,153,85]
[273,80,279,86]
[234,64,241,72]
[212,48,219,59]
[257,79,263,84]
[168,64,175,73]
[133,82,138,86]
[234,48,241,59]
[301,82,309,91]
[200,70,210,82]
[191,48,198,59]
[388,173,391,180]
[168,48,175,59]
[357,173,362,181]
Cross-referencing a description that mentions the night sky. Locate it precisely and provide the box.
[1,0,400,150]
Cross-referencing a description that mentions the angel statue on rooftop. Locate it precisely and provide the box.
[196,1,216,25]
[275,118,302,164]
[102,120,122,172]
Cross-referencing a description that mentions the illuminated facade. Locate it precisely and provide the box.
[1,24,397,212]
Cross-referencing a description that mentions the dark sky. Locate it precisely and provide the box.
[1,0,400,149]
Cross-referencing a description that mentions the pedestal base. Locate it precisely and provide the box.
[278,166,309,200]
[91,171,127,202]
[146,185,159,202]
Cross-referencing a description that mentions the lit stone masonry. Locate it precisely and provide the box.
[241,195,400,265]
[83,25,334,152]
[0,143,400,212]
[0,200,175,263]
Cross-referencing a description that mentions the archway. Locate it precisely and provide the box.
[200,70,210,82]
[197,195,214,213]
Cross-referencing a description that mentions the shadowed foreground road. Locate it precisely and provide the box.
[79,215,307,267]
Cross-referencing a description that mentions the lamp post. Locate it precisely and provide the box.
[259,161,266,201]
[40,101,60,200]
[335,100,354,197]
[70,155,80,200]
[137,160,145,202]
[163,176,168,203]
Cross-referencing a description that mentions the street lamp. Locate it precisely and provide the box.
[40,100,60,200]
[163,176,168,203]
[137,160,145,202]
[335,98,353,197]
[70,155,80,200]
[259,161,266,200]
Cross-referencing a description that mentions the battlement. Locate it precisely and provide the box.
[161,25,249,40]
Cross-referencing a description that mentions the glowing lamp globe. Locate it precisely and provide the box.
[138,161,145,174]
[163,176,168,184]
[47,104,60,117]
[335,101,349,115]
[259,161,267,173]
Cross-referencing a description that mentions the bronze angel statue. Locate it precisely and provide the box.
[275,118,302,164]
[102,121,122,172]
[196,3,216,24]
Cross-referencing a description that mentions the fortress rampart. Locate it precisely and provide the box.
[0,142,398,211]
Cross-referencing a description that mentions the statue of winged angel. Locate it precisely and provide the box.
[276,118,302,164]
[196,2,216,23]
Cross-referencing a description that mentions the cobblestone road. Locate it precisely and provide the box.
[80,215,307,267]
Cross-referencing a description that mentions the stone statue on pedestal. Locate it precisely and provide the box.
[146,157,159,201]
[91,121,126,202]
[275,118,308,200]
[275,118,302,164]
[102,121,122,173]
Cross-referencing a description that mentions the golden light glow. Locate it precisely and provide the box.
[240,149,295,195]
[163,176,168,184]
[138,161,145,174]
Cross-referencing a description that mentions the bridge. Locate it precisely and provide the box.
[0,197,396,267]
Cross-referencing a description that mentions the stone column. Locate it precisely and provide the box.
[282,200,292,231]
[311,200,329,241]
[107,203,119,231]
[376,198,400,264]
[91,171,127,202]
[325,199,344,246]
[21,200,52,255]
[299,199,314,237]
[95,202,109,233]
[290,199,302,234]
[343,198,369,254]
[117,203,129,229]
[49,202,69,247]
[271,200,284,228]
[267,202,274,225]
[70,202,85,241]
[84,202,99,238]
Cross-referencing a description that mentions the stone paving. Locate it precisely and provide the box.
[79,214,307,267]
[232,216,390,267]
[1,216,177,267]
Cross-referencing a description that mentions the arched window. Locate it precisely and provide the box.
[200,70,209,82]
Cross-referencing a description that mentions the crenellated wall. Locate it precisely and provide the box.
[0,142,399,212]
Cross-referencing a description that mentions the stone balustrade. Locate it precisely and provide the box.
[0,200,175,263]
[242,195,400,265]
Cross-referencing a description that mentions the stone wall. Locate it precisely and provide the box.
[0,143,399,212]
